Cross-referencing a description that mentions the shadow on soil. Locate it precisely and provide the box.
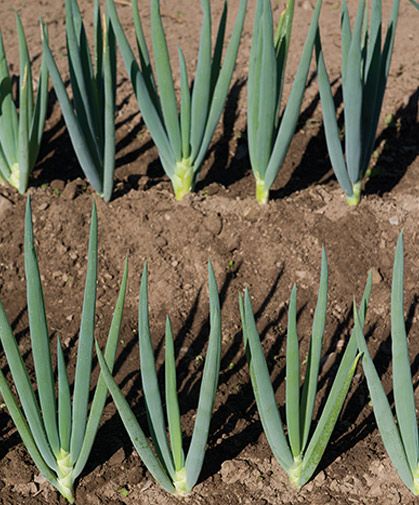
[32,83,152,192]
[29,76,418,206]
[202,286,358,481]
[196,79,247,191]
[80,266,240,476]
[198,73,337,200]
[77,270,408,483]
[365,88,419,196]
[33,73,329,201]
[318,294,419,476]
[273,86,419,202]
[2,272,418,488]
[0,307,31,458]
[270,84,330,200]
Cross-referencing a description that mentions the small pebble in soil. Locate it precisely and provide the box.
[220,459,251,485]
[205,183,222,196]
[50,179,65,193]
[138,175,150,189]
[109,448,126,466]
[57,241,68,255]
[62,183,78,200]
[371,267,383,284]
[244,207,261,223]
[0,195,13,217]
[155,236,168,248]
[315,470,326,486]
[204,213,223,236]
[38,202,49,211]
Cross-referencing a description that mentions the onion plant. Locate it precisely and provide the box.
[355,232,419,495]
[96,262,221,494]
[105,0,247,200]
[0,199,128,503]
[315,0,400,206]
[240,250,372,488]
[42,0,116,202]
[247,0,322,204]
[0,16,48,193]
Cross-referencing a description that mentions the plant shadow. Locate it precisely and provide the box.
[270,77,342,200]
[199,72,335,198]
[196,79,246,191]
[202,282,358,481]
[364,88,419,196]
[80,265,240,475]
[31,83,152,195]
[0,307,31,459]
[317,294,419,476]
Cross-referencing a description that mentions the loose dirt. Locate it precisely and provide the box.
[0,1,418,504]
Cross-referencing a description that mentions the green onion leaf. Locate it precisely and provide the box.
[391,233,418,472]
[70,203,98,462]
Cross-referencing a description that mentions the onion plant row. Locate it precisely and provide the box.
[1,202,419,500]
[0,0,415,203]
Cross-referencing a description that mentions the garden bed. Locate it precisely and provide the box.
[0,0,418,503]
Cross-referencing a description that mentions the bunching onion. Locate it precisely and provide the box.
[0,16,48,193]
[240,251,372,488]
[43,0,117,202]
[0,199,128,503]
[355,233,419,495]
[96,262,221,494]
[315,0,400,205]
[105,0,247,200]
[247,0,322,204]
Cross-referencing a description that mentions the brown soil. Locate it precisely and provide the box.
[0,0,418,504]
